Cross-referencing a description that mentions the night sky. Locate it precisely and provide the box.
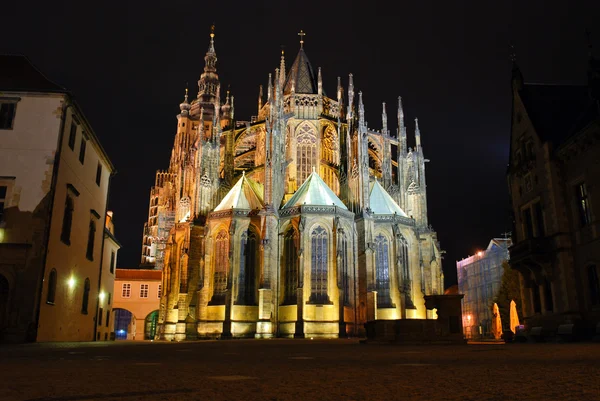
[2,1,599,288]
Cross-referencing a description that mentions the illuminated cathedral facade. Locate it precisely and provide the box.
[141,28,444,340]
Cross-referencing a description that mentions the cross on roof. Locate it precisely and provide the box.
[298,30,306,48]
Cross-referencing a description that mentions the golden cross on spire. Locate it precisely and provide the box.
[210,24,215,39]
[298,30,306,48]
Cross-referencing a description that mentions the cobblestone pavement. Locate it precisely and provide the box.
[1,339,599,401]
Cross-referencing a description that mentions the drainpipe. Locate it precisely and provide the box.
[33,97,73,342]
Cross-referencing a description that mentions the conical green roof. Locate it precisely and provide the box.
[215,172,264,211]
[282,170,347,209]
[369,179,408,216]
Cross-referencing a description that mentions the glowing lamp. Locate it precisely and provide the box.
[99,292,106,302]
[67,277,75,289]
[477,251,483,257]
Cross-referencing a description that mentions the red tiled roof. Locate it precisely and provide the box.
[115,269,162,281]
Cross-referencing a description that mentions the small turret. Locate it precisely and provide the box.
[318,67,323,96]
[179,87,191,116]
[358,90,365,126]
[279,49,286,90]
[415,117,421,148]
[258,85,263,113]
[347,73,355,120]
[267,73,272,102]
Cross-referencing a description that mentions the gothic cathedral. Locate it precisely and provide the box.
[141,28,444,340]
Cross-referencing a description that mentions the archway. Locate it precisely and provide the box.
[144,310,159,340]
[0,274,9,331]
[113,308,135,340]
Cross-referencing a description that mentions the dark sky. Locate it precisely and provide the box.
[3,1,598,288]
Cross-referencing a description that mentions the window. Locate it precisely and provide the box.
[210,230,229,304]
[296,123,317,185]
[544,278,553,312]
[397,234,410,292]
[95,163,102,186]
[524,173,533,193]
[81,278,90,314]
[122,283,131,298]
[534,202,545,237]
[107,292,111,305]
[576,183,592,226]
[79,138,87,164]
[375,234,392,307]
[46,269,57,304]
[283,229,299,305]
[0,102,16,129]
[106,309,110,327]
[237,230,258,305]
[157,284,162,298]
[140,284,149,298]
[109,251,116,274]
[98,307,103,325]
[0,185,7,222]
[86,220,96,261]
[588,265,600,306]
[309,226,329,304]
[523,208,534,239]
[60,195,74,245]
[68,121,77,150]
[339,230,350,306]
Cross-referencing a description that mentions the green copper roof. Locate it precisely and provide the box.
[282,170,347,209]
[215,172,264,211]
[369,179,408,216]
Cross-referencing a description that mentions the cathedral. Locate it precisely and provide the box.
[140,27,444,340]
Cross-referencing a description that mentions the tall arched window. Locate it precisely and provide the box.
[61,195,74,245]
[375,234,392,307]
[81,278,90,314]
[86,220,96,261]
[309,226,329,304]
[296,123,317,185]
[339,230,350,306]
[46,269,57,304]
[283,229,299,305]
[211,230,229,304]
[237,230,258,305]
[397,234,410,291]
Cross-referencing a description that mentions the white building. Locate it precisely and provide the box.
[0,55,116,342]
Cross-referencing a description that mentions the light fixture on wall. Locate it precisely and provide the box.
[99,292,106,302]
[67,276,75,289]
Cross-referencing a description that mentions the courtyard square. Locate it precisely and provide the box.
[1,339,599,401]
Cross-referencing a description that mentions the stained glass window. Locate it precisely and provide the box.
[309,226,329,304]
[237,230,258,305]
[283,229,299,305]
[211,230,229,304]
[339,230,350,306]
[296,123,317,185]
[375,234,392,307]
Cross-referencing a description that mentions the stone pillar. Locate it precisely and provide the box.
[294,288,305,338]
[256,288,273,338]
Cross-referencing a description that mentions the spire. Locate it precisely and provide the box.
[415,117,421,148]
[283,36,318,95]
[510,42,523,90]
[318,67,323,96]
[279,48,286,90]
[397,96,405,135]
[382,102,388,135]
[197,25,220,103]
[347,73,355,120]
[337,76,342,102]
[258,85,263,112]
[358,91,365,125]
[267,73,272,102]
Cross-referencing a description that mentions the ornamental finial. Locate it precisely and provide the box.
[298,30,306,48]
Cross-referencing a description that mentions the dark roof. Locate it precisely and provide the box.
[115,269,162,281]
[0,54,66,92]
[284,48,318,95]
[519,83,591,145]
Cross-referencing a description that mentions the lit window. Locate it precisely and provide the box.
[576,183,592,226]
[375,234,392,307]
[140,284,149,298]
[0,102,16,129]
[210,230,229,305]
[339,229,350,306]
[157,284,162,298]
[309,226,329,304]
[296,123,317,185]
[283,229,299,305]
[122,283,131,298]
